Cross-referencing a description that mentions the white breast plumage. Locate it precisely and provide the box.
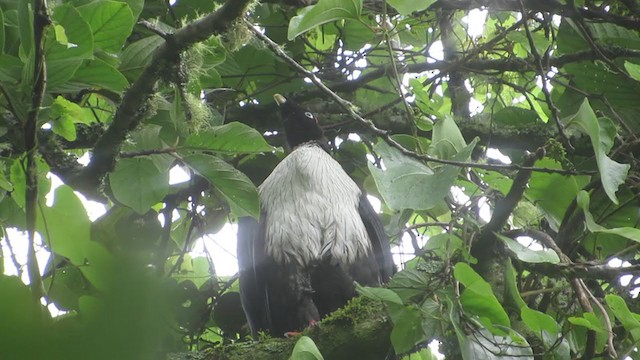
[259,143,371,266]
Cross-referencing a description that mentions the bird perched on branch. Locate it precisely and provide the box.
[237,94,394,337]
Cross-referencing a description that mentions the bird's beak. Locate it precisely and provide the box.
[273,93,287,106]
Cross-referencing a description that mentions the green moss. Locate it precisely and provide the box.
[322,296,380,326]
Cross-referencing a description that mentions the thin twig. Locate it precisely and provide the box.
[519,2,573,152]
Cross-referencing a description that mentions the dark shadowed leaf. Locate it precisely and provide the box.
[181,153,259,218]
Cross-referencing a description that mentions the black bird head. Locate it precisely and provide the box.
[273,94,324,148]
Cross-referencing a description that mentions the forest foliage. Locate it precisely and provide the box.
[0,0,640,359]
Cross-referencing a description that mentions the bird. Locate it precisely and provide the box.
[237,94,394,338]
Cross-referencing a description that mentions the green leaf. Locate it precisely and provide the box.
[44,263,90,311]
[70,58,129,92]
[50,96,91,141]
[605,294,640,341]
[577,191,640,243]
[568,312,605,333]
[0,275,49,348]
[525,158,589,229]
[49,4,93,60]
[565,99,629,204]
[430,115,467,159]
[496,234,560,264]
[181,153,259,218]
[78,0,134,53]
[9,156,51,209]
[185,122,274,154]
[355,283,403,305]
[454,263,510,327]
[388,304,426,354]
[0,8,5,54]
[119,35,163,81]
[0,55,23,83]
[369,138,477,210]
[460,328,533,360]
[17,1,34,61]
[521,307,560,334]
[36,185,91,265]
[387,0,435,16]
[46,4,94,89]
[290,336,324,360]
[624,61,640,81]
[504,260,527,310]
[388,269,432,303]
[493,106,540,126]
[109,157,170,214]
[401,348,439,360]
[288,0,362,40]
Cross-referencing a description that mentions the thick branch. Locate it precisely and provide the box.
[472,149,546,264]
[168,297,392,360]
[433,0,640,31]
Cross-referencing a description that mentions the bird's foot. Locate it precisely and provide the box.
[283,320,319,338]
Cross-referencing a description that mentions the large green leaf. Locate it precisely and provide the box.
[496,234,560,264]
[0,275,50,358]
[46,4,94,89]
[430,115,467,159]
[369,138,477,211]
[36,185,91,265]
[185,122,274,154]
[290,336,324,360]
[565,99,629,204]
[288,0,362,40]
[605,294,640,341]
[78,0,134,53]
[521,308,569,359]
[388,303,427,354]
[181,153,259,218]
[0,55,23,83]
[388,269,432,303]
[460,328,533,360]
[109,157,171,214]
[525,158,589,229]
[355,283,403,305]
[119,35,163,81]
[386,0,435,16]
[69,57,129,92]
[454,263,510,327]
[576,191,640,243]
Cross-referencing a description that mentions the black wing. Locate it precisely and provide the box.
[238,216,318,337]
[236,216,268,337]
[358,194,395,282]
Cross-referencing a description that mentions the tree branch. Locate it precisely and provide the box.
[245,20,596,176]
[25,0,51,302]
